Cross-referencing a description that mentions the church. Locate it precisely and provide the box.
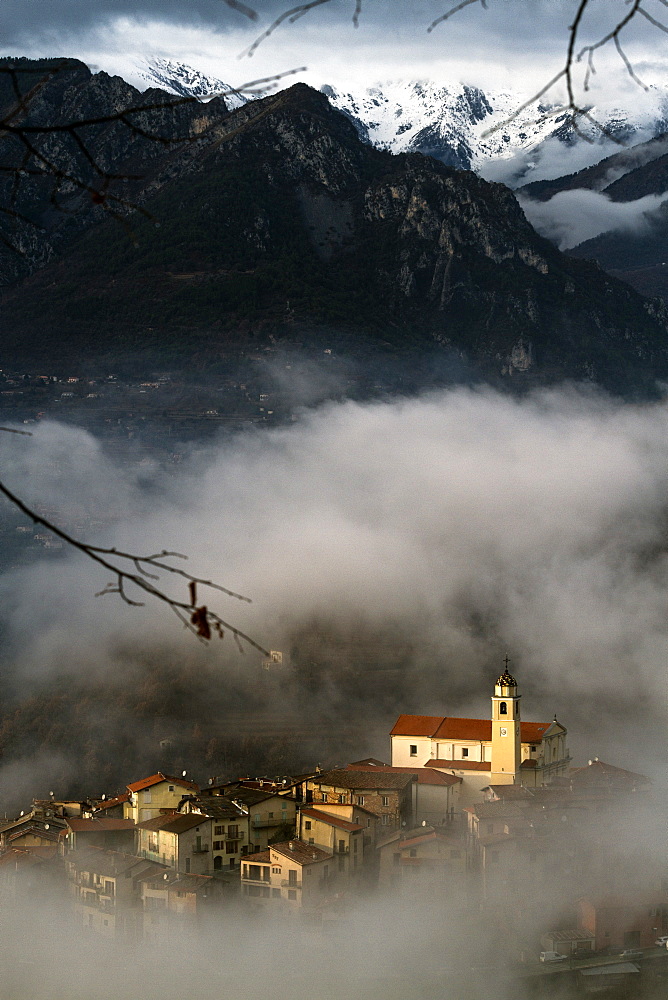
[390,663,570,807]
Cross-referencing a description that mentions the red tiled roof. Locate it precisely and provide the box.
[300,808,363,832]
[270,841,332,865]
[392,715,551,743]
[426,760,491,771]
[66,818,135,832]
[93,793,129,812]
[390,715,443,737]
[244,850,271,863]
[127,772,199,793]
[136,814,203,834]
[348,764,461,786]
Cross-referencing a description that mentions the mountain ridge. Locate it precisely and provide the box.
[0,75,667,394]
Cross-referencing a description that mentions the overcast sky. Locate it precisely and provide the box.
[4,0,668,100]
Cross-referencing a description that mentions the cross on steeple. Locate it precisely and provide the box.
[503,654,511,670]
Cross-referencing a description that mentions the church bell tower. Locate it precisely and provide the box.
[490,658,521,785]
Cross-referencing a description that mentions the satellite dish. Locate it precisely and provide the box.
[421,820,426,827]
[101,794,106,801]
[163,872,169,880]
[182,770,187,778]
[44,823,50,830]
[20,811,24,817]
[208,779,213,785]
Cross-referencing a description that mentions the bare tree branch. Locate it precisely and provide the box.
[0,476,269,653]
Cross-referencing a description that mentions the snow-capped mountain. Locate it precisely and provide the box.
[138,63,668,182]
[139,58,253,109]
[322,80,668,181]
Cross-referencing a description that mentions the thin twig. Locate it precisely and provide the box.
[0,477,269,653]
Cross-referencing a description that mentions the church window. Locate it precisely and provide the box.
[500,702,507,715]
[409,745,417,756]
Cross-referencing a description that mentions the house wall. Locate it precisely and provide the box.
[248,796,296,851]
[308,781,411,830]
[125,782,192,824]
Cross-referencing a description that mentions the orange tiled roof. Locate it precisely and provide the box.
[392,715,551,743]
[390,715,443,737]
[93,793,129,812]
[244,849,271,863]
[127,772,199,794]
[300,808,363,832]
[347,763,461,786]
[426,759,491,771]
[271,840,332,865]
[66,818,135,832]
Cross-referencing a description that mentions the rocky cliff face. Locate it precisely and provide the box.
[0,70,667,394]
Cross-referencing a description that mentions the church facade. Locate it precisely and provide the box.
[390,666,570,808]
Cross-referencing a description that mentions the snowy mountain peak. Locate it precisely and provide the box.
[322,79,668,183]
[138,59,252,109]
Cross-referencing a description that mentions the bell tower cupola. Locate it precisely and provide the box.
[491,656,522,784]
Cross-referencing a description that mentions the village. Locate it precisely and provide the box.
[0,664,665,991]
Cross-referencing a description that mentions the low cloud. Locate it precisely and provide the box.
[2,384,668,786]
[518,187,668,249]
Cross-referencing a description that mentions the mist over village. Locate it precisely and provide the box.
[1,1,668,998]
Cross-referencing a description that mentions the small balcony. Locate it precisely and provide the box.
[192,845,209,854]
[281,879,301,889]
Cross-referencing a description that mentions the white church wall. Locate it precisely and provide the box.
[391,736,433,767]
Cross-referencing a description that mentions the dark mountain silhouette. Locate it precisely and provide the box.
[0,62,667,393]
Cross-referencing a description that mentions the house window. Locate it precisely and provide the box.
[308,838,314,845]
[321,793,327,802]
[272,867,282,874]
[409,745,418,757]
[338,839,345,853]
[185,858,190,873]
[409,849,417,857]
[304,821,311,830]
[214,825,224,835]
[268,812,274,819]
[229,859,235,869]
[355,795,365,806]
[143,790,152,803]
[226,841,239,854]
[288,870,297,886]
[382,815,389,826]
[169,785,174,791]
[338,794,345,803]
[381,796,389,806]
[228,825,239,838]
[461,748,469,757]
[213,841,221,851]
[499,702,507,715]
